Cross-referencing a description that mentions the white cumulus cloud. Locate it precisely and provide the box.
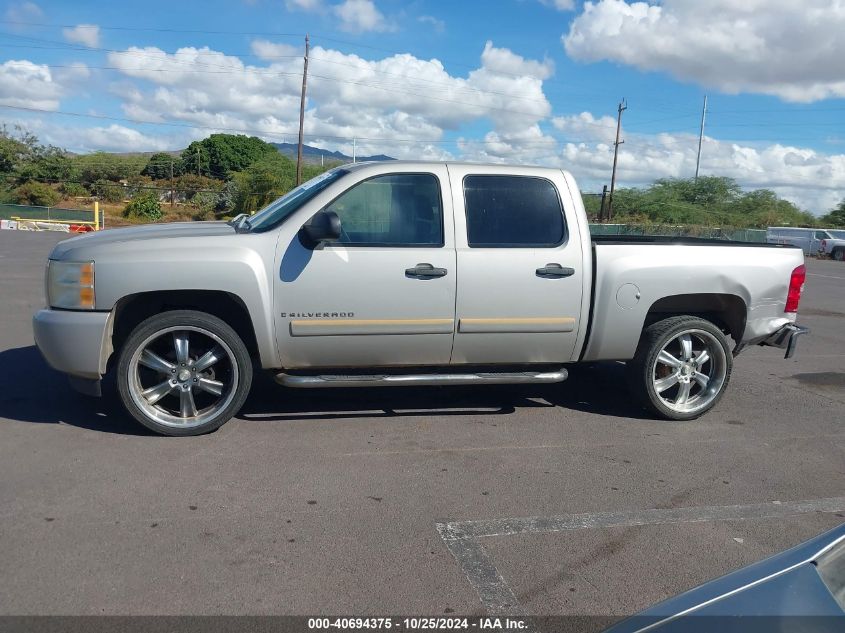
[552,111,618,144]
[418,15,445,33]
[557,129,845,213]
[62,24,100,48]
[286,0,323,10]
[333,0,391,33]
[4,1,42,24]
[540,0,576,11]
[564,0,845,102]
[103,40,553,159]
[250,39,302,61]
[0,60,63,110]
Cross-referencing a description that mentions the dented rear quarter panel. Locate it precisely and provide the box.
[582,242,805,361]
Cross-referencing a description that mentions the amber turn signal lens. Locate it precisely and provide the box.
[79,286,95,308]
[79,262,94,286]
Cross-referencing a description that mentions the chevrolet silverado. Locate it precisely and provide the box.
[33,162,808,435]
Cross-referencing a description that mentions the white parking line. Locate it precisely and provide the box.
[436,496,845,616]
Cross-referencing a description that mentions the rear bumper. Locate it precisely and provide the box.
[759,323,809,359]
[32,308,111,381]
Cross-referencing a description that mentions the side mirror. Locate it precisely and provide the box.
[300,210,341,247]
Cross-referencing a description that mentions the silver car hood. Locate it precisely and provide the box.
[49,222,236,260]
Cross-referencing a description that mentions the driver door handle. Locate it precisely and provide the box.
[406,263,448,278]
[536,263,575,278]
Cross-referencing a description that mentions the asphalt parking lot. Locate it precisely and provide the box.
[1,230,843,624]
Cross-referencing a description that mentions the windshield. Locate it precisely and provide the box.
[828,230,845,239]
[246,167,349,232]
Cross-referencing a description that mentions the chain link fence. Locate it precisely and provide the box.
[0,203,102,229]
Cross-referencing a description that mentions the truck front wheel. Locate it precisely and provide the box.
[833,248,844,261]
[116,310,253,436]
[627,316,732,421]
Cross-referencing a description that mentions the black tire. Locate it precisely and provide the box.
[117,310,253,436]
[833,248,844,262]
[627,315,732,421]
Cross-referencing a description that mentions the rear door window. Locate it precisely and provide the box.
[463,175,565,247]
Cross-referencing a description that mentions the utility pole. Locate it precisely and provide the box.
[608,98,627,221]
[695,94,708,182]
[196,146,201,178]
[296,34,310,186]
[352,137,356,163]
[169,159,174,210]
[599,184,608,223]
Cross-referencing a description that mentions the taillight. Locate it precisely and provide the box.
[785,264,806,313]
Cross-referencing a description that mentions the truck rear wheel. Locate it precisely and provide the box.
[117,310,252,436]
[627,316,732,421]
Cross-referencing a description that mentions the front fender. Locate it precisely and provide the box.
[61,231,280,368]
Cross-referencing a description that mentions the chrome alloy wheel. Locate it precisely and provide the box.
[651,329,728,415]
[127,326,239,429]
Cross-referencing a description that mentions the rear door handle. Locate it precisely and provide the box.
[536,263,575,278]
[406,263,448,278]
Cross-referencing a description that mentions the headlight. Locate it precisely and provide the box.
[47,260,95,310]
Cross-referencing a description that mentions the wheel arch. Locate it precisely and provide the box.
[642,293,747,344]
[108,290,259,371]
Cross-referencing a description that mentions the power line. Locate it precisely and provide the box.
[0,20,302,37]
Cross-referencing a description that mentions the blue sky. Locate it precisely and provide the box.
[2,0,844,213]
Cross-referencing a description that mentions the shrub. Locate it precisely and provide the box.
[91,179,125,203]
[216,179,239,213]
[59,182,89,197]
[123,192,163,221]
[125,175,153,198]
[190,191,217,220]
[14,181,60,207]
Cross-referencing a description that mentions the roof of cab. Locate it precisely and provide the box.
[341,160,574,180]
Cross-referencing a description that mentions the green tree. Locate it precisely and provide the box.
[14,181,60,206]
[74,152,145,185]
[819,200,845,227]
[141,152,182,180]
[0,126,33,176]
[91,179,125,202]
[181,134,278,179]
[15,145,77,184]
[231,153,297,215]
[123,192,163,221]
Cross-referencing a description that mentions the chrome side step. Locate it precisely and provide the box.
[275,369,568,389]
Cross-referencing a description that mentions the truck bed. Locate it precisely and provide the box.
[581,237,805,362]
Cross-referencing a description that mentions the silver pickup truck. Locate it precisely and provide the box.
[33,161,808,436]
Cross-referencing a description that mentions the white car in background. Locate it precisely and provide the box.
[819,229,845,261]
[766,226,831,255]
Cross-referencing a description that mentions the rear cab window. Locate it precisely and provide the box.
[462,175,566,247]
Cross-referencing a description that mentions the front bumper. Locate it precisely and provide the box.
[32,308,111,381]
[759,323,809,359]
